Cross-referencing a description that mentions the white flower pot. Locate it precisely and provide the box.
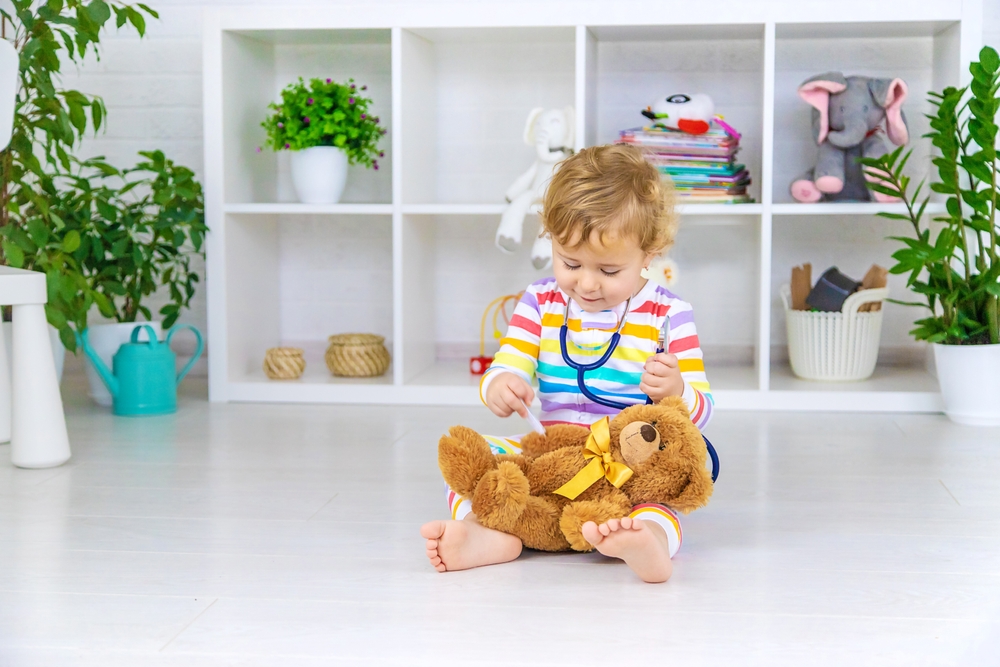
[290,146,348,204]
[82,322,162,407]
[933,342,1000,426]
[0,322,65,444]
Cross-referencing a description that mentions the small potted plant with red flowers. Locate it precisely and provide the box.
[262,77,386,204]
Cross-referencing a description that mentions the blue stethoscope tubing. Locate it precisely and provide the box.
[558,297,720,483]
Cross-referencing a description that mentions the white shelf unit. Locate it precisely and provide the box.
[204,3,981,412]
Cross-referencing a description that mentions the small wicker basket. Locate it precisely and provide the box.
[325,333,390,377]
[263,347,306,380]
[781,284,889,381]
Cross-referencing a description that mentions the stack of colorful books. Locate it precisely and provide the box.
[617,125,753,204]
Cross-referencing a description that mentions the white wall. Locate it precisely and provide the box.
[57,0,1000,362]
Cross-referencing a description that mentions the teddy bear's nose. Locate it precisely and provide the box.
[640,424,657,442]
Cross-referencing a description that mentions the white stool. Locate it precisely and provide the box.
[0,266,71,468]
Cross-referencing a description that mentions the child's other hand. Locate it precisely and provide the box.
[485,373,535,419]
[640,353,684,403]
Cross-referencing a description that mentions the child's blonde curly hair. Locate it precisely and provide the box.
[541,143,678,254]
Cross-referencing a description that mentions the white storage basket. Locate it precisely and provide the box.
[780,284,889,381]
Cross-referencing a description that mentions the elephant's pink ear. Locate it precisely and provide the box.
[878,78,909,145]
[798,78,847,144]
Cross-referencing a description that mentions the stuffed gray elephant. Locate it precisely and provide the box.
[790,72,908,203]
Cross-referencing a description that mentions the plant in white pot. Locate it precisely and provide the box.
[262,77,386,204]
[863,46,1000,426]
[65,153,206,406]
[0,0,173,415]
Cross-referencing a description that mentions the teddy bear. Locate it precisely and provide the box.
[437,396,714,552]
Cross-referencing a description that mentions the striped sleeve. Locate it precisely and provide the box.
[479,286,543,405]
[666,298,714,430]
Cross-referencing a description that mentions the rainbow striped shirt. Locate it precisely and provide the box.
[481,277,713,430]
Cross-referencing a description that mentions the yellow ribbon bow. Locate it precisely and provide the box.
[553,416,634,500]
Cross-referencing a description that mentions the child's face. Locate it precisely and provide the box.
[551,232,654,313]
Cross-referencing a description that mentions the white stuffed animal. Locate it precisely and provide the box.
[642,254,679,289]
[641,93,715,135]
[495,106,575,270]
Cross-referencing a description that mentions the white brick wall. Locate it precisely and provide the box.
[55,0,1000,357]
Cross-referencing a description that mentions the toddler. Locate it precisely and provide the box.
[420,144,713,583]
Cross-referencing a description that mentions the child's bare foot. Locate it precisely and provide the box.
[581,517,673,583]
[420,517,522,572]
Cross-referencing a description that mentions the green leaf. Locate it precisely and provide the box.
[91,99,103,132]
[980,46,999,74]
[2,241,25,268]
[26,219,50,246]
[86,0,111,25]
[126,7,146,35]
[136,3,159,19]
[45,304,67,330]
[92,291,116,319]
[866,181,902,198]
[61,229,81,252]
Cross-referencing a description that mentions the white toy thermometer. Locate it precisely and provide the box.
[520,399,546,435]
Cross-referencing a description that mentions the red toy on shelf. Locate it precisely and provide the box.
[470,292,522,375]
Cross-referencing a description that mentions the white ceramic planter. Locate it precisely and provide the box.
[82,321,162,407]
[0,322,65,444]
[290,146,348,204]
[933,342,1000,426]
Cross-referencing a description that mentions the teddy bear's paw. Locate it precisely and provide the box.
[520,424,590,459]
[518,431,549,459]
[438,426,497,498]
[471,461,531,533]
[560,501,630,552]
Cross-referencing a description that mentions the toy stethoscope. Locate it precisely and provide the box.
[559,295,720,482]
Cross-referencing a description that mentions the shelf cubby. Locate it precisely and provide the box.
[221,28,393,206]
[582,23,766,204]
[769,213,934,396]
[223,213,394,388]
[398,213,544,385]
[400,27,576,206]
[771,20,960,204]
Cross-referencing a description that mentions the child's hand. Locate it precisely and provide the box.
[485,373,535,419]
[640,353,685,403]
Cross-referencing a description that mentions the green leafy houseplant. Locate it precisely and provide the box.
[862,46,1000,346]
[0,0,205,351]
[45,151,205,329]
[261,77,386,168]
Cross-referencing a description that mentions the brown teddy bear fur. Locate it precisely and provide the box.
[437,396,713,552]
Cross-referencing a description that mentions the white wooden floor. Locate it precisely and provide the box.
[2,372,999,666]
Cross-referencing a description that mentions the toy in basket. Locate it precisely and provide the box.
[782,264,888,381]
[470,293,523,375]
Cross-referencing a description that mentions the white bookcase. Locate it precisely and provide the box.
[203,2,982,412]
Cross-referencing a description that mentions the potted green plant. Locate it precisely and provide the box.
[49,153,205,405]
[262,76,386,204]
[863,46,1000,426]
[0,0,159,404]
[0,0,205,407]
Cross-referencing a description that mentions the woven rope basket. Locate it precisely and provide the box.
[325,333,390,377]
[263,347,306,380]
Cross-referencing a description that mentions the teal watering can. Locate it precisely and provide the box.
[79,324,204,416]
